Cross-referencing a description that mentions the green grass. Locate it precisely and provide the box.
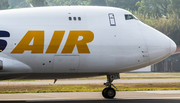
[1,83,180,93]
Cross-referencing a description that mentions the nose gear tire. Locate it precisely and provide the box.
[102,88,116,99]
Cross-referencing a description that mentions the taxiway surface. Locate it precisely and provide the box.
[1,91,180,103]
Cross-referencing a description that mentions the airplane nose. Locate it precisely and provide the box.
[169,39,177,54]
[139,21,177,64]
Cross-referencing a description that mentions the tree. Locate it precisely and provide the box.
[9,0,24,7]
[106,0,140,11]
[136,0,170,18]
[46,0,66,6]
[28,0,48,7]
[0,0,9,10]
[9,0,29,8]
[168,0,180,16]
[157,0,170,16]
[90,0,106,6]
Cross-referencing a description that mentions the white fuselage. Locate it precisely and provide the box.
[0,6,176,79]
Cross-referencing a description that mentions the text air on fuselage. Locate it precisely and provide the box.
[9,30,94,54]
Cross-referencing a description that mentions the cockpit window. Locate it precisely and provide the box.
[125,14,137,20]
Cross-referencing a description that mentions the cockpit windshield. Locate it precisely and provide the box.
[125,14,137,20]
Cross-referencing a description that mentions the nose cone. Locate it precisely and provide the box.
[170,39,177,54]
[139,22,177,64]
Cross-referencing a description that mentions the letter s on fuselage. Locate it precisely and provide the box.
[11,31,94,54]
[0,31,10,52]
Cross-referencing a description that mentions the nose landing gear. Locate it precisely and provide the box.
[102,74,120,99]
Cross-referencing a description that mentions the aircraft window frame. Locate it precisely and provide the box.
[108,13,116,26]
[125,14,137,20]
[68,17,82,21]
[73,17,77,21]
[78,17,81,21]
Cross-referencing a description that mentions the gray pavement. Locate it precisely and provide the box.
[1,91,180,103]
[1,79,180,85]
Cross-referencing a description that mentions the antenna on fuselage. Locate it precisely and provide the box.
[30,3,34,8]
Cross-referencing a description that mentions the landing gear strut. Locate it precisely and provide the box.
[102,74,120,99]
